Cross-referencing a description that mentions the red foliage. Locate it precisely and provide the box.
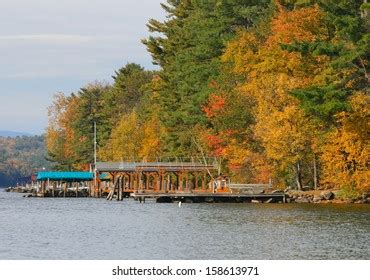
[205,134,225,157]
[203,93,226,118]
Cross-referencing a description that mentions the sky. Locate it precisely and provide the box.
[0,0,165,134]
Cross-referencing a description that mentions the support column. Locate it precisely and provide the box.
[202,172,206,191]
[195,173,199,190]
[185,172,189,192]
[64,182,67,198]
[179,172,183,192]
[128,174,132,190]
[145,173,150,191]
[168,174,172,192]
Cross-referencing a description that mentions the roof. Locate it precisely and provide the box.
[36,172,93,182]
[95,161,218,172]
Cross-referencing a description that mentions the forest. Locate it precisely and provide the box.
[45,0,369,198]
[0,135,50,186]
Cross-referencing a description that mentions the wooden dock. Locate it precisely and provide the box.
[32,162,286,203]
[131,192,285,203]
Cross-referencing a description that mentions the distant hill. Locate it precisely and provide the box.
[0,135,51,187]
[0,131,34,137]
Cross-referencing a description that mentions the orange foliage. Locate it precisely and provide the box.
[267,5,327,46]
[203,94,226,119]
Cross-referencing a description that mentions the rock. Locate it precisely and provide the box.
[284,186,292,192]
[272,190,284,194]
[321,191,334,200]
[302,185,314,191]
[295,197,310,203]
[362,191,370,199]
[355,199,367,204]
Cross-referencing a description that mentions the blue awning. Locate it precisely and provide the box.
[36,172,93,182]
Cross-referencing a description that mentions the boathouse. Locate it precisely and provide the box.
[36,171,94,197]
[93,161,218,198]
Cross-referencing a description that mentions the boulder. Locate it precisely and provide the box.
[362,191,370,199]
[313,195,323,203]
[295,197,310,203]
[302,185,314,191]
[321,191,334,200]
[272,190,284,194]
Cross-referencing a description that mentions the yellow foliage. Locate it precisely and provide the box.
[99,111,143,161]
[139,114,166,159]
[46,93,79,168]
[218,5,331,187]
[99,110,166,162]
[321,92,370,192]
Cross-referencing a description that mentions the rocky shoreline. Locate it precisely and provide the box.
[5,186,33,193]
[285,190,370,204]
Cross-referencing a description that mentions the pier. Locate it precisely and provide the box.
[94,161,285,203]
[132,192,285,203]
[27,161,285,203]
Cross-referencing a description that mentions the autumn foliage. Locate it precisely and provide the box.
[46,1,369,196]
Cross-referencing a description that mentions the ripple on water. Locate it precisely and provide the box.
[0,191,369,259]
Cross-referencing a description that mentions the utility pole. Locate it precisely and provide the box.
[93,121,97,196]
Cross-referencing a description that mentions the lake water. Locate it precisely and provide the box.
[0,191,369,259]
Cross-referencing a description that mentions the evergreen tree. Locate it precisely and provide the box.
[143,0,271,156]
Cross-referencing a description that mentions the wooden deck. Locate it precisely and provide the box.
[131,191,285,203]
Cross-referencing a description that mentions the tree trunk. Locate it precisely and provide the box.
[294,161,303,190]
[313,155,318,190]
[362,0,368,18]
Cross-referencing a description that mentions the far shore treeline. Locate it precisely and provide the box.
[0,136,51,186]
[45,0,369,199]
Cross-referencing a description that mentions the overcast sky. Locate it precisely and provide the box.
[0,0,165,134]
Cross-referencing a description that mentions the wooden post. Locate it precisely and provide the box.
[160,171,166,192]
[168,174,172,192]
[76,181,78,198]
[46,178,49,197]
[122,175,126,196]
[145,173,150,191]
[185,172,189,192]
[175,173,179,191]
[127,174,131,190]
[195,173,199,190]
[155,172,160,192]
[179,172,183,192]
[202,172,206,191]
[117,176,121,201]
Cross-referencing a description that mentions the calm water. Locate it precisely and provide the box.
[0,191,369,259]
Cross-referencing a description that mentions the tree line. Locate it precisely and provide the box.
[0,136,50,186]
[46,0,369,198]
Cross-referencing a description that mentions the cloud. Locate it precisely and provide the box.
[0,34,93,44]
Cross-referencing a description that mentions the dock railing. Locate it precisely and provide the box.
[228,183,272,194]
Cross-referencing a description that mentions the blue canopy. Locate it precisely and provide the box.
[37,172,94,182]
